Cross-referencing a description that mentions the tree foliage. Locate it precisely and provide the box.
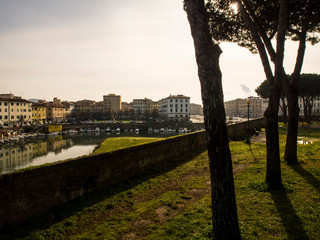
[299,74,320,124]
[206,0,320,178]
[207,0,320,53]
[255,80,269,98]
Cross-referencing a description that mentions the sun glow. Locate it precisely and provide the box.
[230,3,238,13]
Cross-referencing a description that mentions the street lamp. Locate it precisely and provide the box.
[246,99,251,143]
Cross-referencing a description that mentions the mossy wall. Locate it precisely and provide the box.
[0,118,265,226]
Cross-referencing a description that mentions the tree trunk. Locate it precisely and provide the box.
[184,1,241,239]
[284,90,299,165]
[265,87,282,187]
[281,96,287,123]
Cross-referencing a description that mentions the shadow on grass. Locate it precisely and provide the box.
[290,163,320,194]
[270,186,309,240]
[0,149,207,240]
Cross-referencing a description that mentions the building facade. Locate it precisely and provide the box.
[159,94,190,121]
[46,104,67,123]
[132,98,158,115]
[0,94,32,127]
[72,100,104,119]
[121,102,133,111]
[32,103,47,124]
[190,103,203,115]
[224,98,247,117]
[224,97,268,118]
[103,94,121,113]
[298,96,320,116]
[247,97,269,118]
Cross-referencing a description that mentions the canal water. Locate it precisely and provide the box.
[0,132,177,174]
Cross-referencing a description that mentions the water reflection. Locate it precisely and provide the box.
[0,132,176,174]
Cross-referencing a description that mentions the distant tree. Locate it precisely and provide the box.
[151,108,160,118]
[184,1,241,239]
[299,74,320,124]
[255,80,269,99]
[144,109,151,119]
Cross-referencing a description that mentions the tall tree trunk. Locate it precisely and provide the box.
[284,90,299,164]
[265,86,282,187]
[237,0,283,189]
[184,1,241,239]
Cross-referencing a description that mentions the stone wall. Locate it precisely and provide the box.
[0,118,265,226]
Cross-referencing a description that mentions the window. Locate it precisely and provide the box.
[181,104,183,107]
[170,109,172,112]
[11,116,14,119]
[185,104,188,107]
[0,116,2,119]
[4,115,7,119]
[17,109,19,112]
[4,102,7,106]
[17,103,19,106]
[185,109,188,112]
[5,109,7,112]
[11,109,13,112]
[175,100,178,102]
[181,109,183,112]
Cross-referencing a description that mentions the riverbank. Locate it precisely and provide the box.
[2,126,320,239]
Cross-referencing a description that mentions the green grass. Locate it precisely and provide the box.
[2,127,320,239]
[93,137,162,154]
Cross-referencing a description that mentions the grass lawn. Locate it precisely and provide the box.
[1,126,320,239]
[92,137,162,154]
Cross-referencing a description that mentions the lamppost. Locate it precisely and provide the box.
[246,99,251,143]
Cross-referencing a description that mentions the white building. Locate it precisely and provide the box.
[0,94,32,127]
[159,94,190,121]
[298,96,320,116]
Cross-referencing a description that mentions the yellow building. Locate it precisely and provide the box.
[46,103,67,123]
[103,94,121,113]
[0,94,32,127]
[32,103,47,124]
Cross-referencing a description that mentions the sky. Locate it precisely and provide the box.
[1,0,319,105]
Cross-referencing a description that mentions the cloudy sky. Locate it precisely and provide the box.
[1,0,319,104]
